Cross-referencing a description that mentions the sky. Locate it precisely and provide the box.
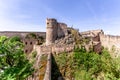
[0,0,120,35]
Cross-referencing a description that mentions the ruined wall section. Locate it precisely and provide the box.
[57,23,68,38]
[22,39,38,54]
[100,34,120,50]
[81,29,104,37]
[0,31,46,54]
[80,29,104,53]
[33,44,74,55]
[82,29,120,51]
[100,34,120,57]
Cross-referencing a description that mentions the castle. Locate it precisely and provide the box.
[0,18,120,57]
[46,18,68,45]
[1,18,120,80]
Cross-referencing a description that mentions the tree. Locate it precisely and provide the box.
[0,36,34,80]
[25,33,37,39]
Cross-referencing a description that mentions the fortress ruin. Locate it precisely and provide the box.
[46,18,68,45]
[0,18,120,56]
[1,18,120,80]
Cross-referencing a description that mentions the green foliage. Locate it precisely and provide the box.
[73,48,120,80]
[52,47,120,80]
[31,51,37,58]
[55,53,67,67]
[25,33,45,45]
[25,33,37,39]
[71,29,82,44]
[0,36,34,80]
[75,70,92,80]
[83,37,91,44]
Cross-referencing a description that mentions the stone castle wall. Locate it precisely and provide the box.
[81,29,120,51]
[100,34,120,50]
[2,18,120,79]
[46,18,68,45]
[57,23,68,38]
[0,31,46,54]
[81,29,104,37]
[22,39,38,54]
[33,44,74,55]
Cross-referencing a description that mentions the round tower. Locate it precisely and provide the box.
[46,18,58,45]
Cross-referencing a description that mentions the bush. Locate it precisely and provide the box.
[52,47,120,80]
[0,36,34,80]
[73,48,120,80]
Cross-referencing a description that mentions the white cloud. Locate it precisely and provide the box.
[0,0,46,32]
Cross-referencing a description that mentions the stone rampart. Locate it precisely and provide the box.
[46,18,68,45]
[53,44,74,54]
[100,34,120,50]
[22,39,38,54]
[43,53,51,80]
[81,29,104,37]
[93,42,101,53]
[33,44,74,80]
[33,44,75,55]
[0,31,46,54]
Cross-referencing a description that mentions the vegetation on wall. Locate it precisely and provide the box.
[25,33,37,39]
[70,28,82,45]
[39,54,47,80]
[52,47,120,80]
[0,36,34,80]
[25,33,45,45]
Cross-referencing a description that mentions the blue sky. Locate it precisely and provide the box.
[0,0,120,35]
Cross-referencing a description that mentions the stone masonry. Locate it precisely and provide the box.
[1,18,120,80]
[46,18,68,45]
[0,31,46,54]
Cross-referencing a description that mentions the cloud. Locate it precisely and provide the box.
[0,0,46,32]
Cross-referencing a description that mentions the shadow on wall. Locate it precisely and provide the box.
[57,23,67,39]
[51,54,64,80]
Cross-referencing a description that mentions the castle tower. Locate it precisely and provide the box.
[46,18,58,45]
